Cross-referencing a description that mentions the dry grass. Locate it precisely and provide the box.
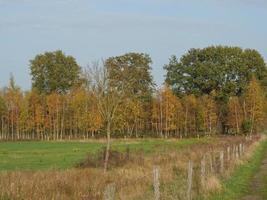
[0,135,262,200]
[205,175,222,193]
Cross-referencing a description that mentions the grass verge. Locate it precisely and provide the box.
[206,139,267,200]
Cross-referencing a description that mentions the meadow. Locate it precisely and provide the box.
[0,138,213,171]
[0,136,263,200]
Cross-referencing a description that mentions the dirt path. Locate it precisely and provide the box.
[241,152,267,200]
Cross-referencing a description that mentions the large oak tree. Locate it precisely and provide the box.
[30,50,81,94]
[164,46,267,100]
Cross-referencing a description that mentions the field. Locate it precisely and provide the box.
[0,136,266,200]
[0,138,214,171]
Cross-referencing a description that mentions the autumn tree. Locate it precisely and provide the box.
[243,77,265,135]
[114,97,143,137]
[68,87,102,139]
[226,96,242,134]
[195,99,205,135]
[182,95,197,137]
[0,95,7,140]
[86,61,129,172]
[69,88,88,138]
[26,90,45,140]
[87,91,102,137]
[4,75,22,140]
[160,85,178,137]
[151,91,162,137]
[18,94,30,139]
[174,97,184,137]
[200,94,218,135]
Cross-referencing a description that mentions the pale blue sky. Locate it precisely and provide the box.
[0,0,267,90]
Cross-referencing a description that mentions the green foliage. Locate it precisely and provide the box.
[241,120,252,134]
[30,50,81,94]
[106,52,154,102]
[164,46,267,100]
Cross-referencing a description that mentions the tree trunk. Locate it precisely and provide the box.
[250,98,256,136]
[234,103,240,134]
[1,117,4,140]
[185,105,188,137]
[160,99,163,137]
[104,121,111,173]
[61,104,64,140]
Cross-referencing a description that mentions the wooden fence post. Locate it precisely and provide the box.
[232,145,235,160]
[104,183,116,200]
[153,166,160,200]
[220,151,224,174]
[227,147,230,162]
[235,145,239,159]
[187,160,193,200]
[209,153,214,174]
[201,155,206,188]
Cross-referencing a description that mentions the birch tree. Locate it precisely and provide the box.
[86,61,128,173]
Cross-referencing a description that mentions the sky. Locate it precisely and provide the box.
[0,0,267,90]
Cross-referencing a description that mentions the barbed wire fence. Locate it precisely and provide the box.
[102,136,257,200]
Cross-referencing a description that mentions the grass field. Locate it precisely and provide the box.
[0,136,261,200]
[0,137,214,171]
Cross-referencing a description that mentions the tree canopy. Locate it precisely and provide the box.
[164,46,267,101]
[106,52,154,101]
[30,50,81,94]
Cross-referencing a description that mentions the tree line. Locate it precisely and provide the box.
[0,46,266,141]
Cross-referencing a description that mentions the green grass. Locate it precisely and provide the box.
[261,175,267,199]
[0,137,213,171]
[0,141,104,171]
[207,139,267,200]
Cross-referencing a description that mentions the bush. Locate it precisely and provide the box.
[76,147,144,169]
